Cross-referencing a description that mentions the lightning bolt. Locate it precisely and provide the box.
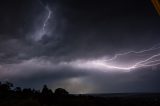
[32,0,53,41]
[38,0,52,33]
[105,43,160,62]
[42,5,52,32]
[94,52,160,71]
[102,45,160,70]
[69,43,160,72]
[133,53,160,68]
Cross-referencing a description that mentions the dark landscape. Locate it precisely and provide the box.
[0,81,160,106]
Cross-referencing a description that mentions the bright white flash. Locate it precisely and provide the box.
[104,44,160,71]
[66,44,160,72]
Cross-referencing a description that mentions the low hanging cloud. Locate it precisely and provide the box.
[0,57,92,93]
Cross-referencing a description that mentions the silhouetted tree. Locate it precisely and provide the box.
[14,87,22,92]
[0,82,13,98]
[41,85,53,105]
[42,85,53,95]
[55,88,69,95]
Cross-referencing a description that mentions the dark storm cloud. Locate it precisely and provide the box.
[0,0,160,62]
[0,0,160,93]
[54,0,160,59]
[34,0,160,60]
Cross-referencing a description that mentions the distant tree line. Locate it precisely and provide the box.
[0,81,160,106]
[0,81,69,106]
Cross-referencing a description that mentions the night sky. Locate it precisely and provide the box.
[0,0,160,94]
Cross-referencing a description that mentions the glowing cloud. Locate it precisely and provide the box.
[61,44,160,72]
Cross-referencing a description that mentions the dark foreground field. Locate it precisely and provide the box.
[0,82,160,106]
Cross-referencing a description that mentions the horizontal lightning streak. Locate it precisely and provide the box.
[133,53,160,68]
[69,44,160,72]
[104,53,160,70]
[103,53,160,70]
[85,44,160,71]
[135,62,160,68]
[105,43,160,62]
[141,59,160,65]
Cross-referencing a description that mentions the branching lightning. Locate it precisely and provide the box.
[105,43,160,62]
[133,53,160,68]
[70,44,160,72]
[101,44,160,71]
